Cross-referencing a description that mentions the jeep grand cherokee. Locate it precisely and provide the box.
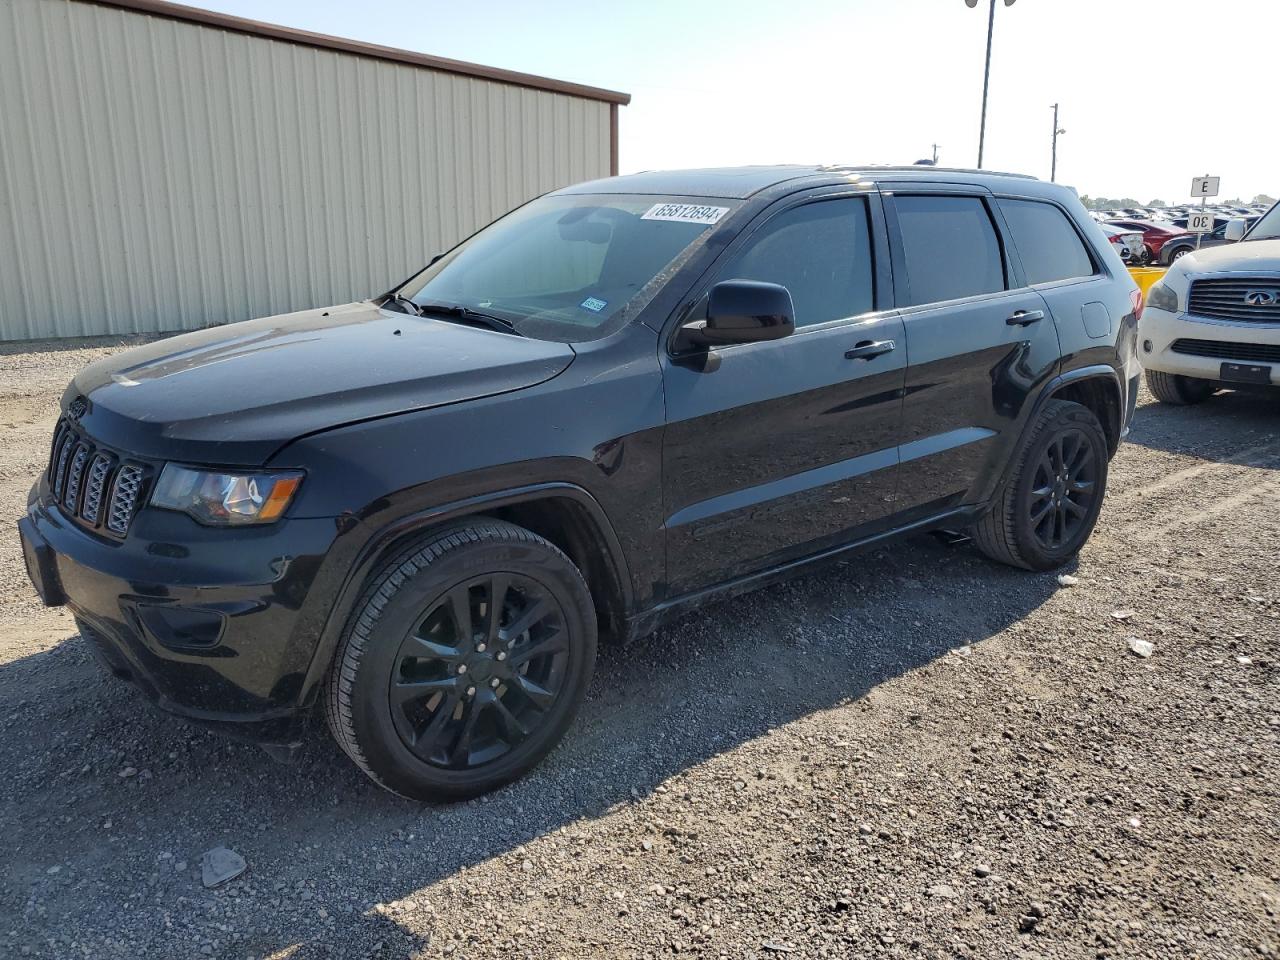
[19,165,1142,800]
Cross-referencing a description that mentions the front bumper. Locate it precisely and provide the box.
[1138,306,1280,384]
[20,479,342,742]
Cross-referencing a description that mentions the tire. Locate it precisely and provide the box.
[972,399,1109,571]
[324,519,597,801]
[1145,369,1215,405]
[1167,246,1192,264]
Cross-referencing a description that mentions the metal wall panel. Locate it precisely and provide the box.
[0,0,614,340]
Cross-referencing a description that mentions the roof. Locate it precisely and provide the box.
[559,164,1046,199]
[83,0,631,106]
[559,166,824,199]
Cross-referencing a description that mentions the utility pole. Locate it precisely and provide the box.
[1050,103,1065,182]
[966,0,1017,169]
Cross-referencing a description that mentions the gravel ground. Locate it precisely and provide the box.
[1,337,1278,960]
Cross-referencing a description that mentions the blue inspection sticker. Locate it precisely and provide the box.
[580,297,608,313]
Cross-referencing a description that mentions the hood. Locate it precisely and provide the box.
[1179,238,1280,272]
[68,302,575,465]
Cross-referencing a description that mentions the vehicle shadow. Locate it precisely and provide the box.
[1124,388,1280,468]
[0,534,1065,959]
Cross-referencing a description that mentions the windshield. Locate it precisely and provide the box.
[1246,203,1280,241]
[396,194,738,342]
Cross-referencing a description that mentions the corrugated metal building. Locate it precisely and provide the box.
[0,0,629,341]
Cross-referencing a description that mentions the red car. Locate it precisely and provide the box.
[1104,219,1190,264]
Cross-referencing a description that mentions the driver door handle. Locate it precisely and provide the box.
[1006,309,1045,326]
[844,339,896,360]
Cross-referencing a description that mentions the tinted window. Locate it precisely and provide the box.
[999,199,1096,284]
[719,198,874,327]
[399,194,737,342]
[895,195,1005,306]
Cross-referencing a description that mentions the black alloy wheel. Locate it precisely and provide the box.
[1026,429,1098,551]
[388,573,569,769]
[325,519,597,801]
[971,398,1109,571]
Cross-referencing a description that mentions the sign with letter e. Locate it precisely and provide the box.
[1191,176,1220,198]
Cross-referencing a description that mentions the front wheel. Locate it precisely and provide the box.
[325,520,597,801]
[1145,369,1216,405]
[972,399,1109,571]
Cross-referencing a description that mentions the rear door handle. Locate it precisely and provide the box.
[845,339,896,360]
[1006,309,1045,326]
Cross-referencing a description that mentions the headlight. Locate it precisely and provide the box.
[1146,278,1178,313]
[151,465,303,525]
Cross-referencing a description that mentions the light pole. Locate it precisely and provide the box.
[966,0,1017,168]
[1050,103,1065,182]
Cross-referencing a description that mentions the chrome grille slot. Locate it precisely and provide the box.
[51,430,75,501]
[108,465,145,536]
[64,443,90,513]
[82,453,114,524]
[1188,279,1280,323]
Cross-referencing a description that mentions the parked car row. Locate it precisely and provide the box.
[1090,203,1269,222]
[1088,203,1269,266]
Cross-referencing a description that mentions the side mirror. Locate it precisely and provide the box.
[680,280,795,349]
[1224,218,1248,242]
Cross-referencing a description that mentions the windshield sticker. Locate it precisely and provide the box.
[579,296,608,313]
[641,203,729,225]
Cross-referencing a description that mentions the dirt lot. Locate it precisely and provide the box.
[1,337,1277,960]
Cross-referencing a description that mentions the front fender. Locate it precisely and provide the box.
[291,479,633,711]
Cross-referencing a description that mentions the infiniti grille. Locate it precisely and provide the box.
[1188,278,1280,323]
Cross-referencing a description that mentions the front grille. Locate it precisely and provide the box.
[45,419,150,537]
[1188,278,1280,323]
[1170,338,1280,364]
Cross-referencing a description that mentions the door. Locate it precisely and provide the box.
[660,192,906,596]
[886,191,1062,514]
[995,194,1118,365]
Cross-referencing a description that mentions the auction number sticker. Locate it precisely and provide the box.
[641,203,729,225]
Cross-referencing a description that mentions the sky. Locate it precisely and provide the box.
[194,0,1279,205]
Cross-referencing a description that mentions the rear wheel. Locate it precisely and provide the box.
[973,399,1109,571]
[1167,246,1192,264]
[325,520,596,801]
[1145,369,1215,405]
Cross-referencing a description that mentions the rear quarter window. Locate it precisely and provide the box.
[998,199,1097,284]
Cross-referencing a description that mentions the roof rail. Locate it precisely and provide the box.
[823,164,1038,181]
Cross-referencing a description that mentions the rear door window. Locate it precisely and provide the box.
[894,195,1006,306]
[998,199,1097,284]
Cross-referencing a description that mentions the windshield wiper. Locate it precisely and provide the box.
[416,302,523,336]
[382,292,423,316]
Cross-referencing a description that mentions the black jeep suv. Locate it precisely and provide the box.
[19,166,1142,800]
